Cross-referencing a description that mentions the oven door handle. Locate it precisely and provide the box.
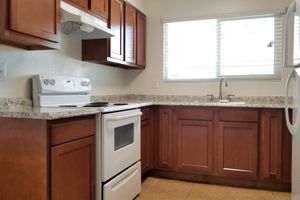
[105,112,142,121]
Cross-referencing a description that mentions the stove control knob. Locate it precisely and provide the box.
[43,79,50,85]
[81,81,86,86]
[50,79,56,86]
[86,82,90,87]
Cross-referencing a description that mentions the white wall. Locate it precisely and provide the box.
[126,0,294,97]
[0,0,145,98]
[0,34,128,98]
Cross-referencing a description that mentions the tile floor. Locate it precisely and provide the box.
[136,177,291,200]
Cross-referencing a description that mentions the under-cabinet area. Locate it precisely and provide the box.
[140,106,292,191]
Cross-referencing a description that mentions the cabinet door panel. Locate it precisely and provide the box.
[137,12,146,67]
[218,122,258,179]
[109,0,124,61]
[68,0,89,8]
[177,120,213,174]
[124,3,137,64]
[141,119,153,175]
[9,0,60,42]
[158,108,174,170]
[52,136,95,200]
[260,110,283,181]
[91,0,109,19]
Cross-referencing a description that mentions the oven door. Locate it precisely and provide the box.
[102,109,142,181]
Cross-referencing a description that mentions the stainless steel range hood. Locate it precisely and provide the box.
[61,1,114,39]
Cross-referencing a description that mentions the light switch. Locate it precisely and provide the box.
[152,80,159,89]
[0,62,6,81]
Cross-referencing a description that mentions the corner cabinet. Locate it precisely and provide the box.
[0,115,96,199]
[82,0,146,69]
[0,0,61,50]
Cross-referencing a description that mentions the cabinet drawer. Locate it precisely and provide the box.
[49,117,96,145]
[219,109,258,123]
[177,107,213,121]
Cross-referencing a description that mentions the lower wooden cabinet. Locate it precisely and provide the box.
[217,121,258,179]
[150,106,291,191]
[141,107,153,175]
[260,109,292,184]
[51,136,95,200]
[176,119,213,174]
[157,107,174,170]
[0,116,96,199]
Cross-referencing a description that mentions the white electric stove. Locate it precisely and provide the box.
[32,75,142,200]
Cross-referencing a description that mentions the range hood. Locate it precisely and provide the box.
[61,1,114,39]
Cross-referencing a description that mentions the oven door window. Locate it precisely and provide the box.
[114,123,134,151]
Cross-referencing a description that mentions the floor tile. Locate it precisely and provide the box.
[137,177,292,200]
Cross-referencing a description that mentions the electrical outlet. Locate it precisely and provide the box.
[0,62,6,81]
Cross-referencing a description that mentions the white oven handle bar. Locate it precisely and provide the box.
[105,112,142,121]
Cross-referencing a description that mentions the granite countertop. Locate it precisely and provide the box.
[0,95,292,120]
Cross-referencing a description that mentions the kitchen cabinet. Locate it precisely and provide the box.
[141,107,153,175]
[156,107,174,170]
[260,109,292,184]
[217,121,258,179]
[91,0,109,19]
[150,106,291,191]
[260,110,283,181]
[137,11,146,67]
[175,108,214,174]
[124,3,137,64]
[65,0,109,19]
[82,0,146,69]
[0,116,96,199]
[0,0,60,50]
[68,0,89,9]
[52,136,95,200]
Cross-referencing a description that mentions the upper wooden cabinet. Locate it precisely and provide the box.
[0,0,60,49]
[110,0,125,61]
[137,12,146,67]
[68,0,89,9]
[124,3,137,64]
[65,0,109,19]
[82,0,146,69]
[91,0,109,19]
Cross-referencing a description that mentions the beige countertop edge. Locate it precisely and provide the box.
[0,102,289,120]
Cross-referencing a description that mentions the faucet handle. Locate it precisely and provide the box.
[207,94,214,102]
[227,94,235,101]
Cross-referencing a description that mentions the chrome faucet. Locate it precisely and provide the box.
[218,77,228,100]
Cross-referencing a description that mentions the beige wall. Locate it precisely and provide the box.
[126,0,294,97]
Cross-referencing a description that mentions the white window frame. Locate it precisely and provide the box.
[163,14,284,82]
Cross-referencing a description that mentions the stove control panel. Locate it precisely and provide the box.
[33,75,92,94]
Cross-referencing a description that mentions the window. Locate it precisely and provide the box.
[163,15,283,81]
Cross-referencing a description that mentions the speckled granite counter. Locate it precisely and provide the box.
[0,95,292,120]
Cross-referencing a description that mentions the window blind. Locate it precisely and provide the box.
[163,15,283,81]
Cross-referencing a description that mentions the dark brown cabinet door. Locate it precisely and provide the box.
[157,108,174,170]
[141,119,153,175]
[137,12,146,67]
[9,0,60,42]
[68,0,89,8]
[260,110,283,181]
[109,0,124,61]
[176,120,213,174]
[217,122,258,179]
[51,136,95,200]
[91,0,109,19]
[124,3,137,64]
